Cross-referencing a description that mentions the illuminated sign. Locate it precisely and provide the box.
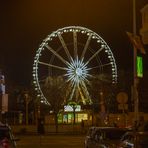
[0,74,5,94]
[64,105,81,112]
[137,56,143,78]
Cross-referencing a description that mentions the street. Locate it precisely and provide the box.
[16,134,85,148]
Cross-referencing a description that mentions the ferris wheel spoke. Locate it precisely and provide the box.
[87,62,112,70]
[68,76,75,84]
[78,81,92,104]
[85,46,104,66]
[80,81,92,104]
[100,62,112,67]
[84,73,96,79]
[58,34,71,61]
[69,83,76,101]
[38,61,68,71]
[92,73,112,83]
[66,73,75,82]
[75,88,79,102]
[77,85,86,105]
[45,44,68,65]
[73,31,78,59]
[81,33,92,60]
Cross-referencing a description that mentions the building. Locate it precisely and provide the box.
[140,4,148,45]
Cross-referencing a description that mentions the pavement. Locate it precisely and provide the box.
[11,124,88,135]
[16,134,85,148]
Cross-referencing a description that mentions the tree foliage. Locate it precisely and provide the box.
[42,76,66,114]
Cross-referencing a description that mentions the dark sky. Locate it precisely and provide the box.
[0,0,148,86]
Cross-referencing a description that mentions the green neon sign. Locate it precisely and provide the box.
[137,56,143,78]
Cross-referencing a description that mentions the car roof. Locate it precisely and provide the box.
[89,126,132,131]
[124,131,148,136]
[0,122,6,126]
[0,122,10,130]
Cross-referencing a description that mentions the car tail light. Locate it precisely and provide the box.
[1,138,9,148]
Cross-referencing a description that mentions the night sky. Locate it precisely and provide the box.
[0,0,148,87]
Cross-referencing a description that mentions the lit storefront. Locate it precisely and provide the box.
[58,105,88,124]
[44,105,91,125]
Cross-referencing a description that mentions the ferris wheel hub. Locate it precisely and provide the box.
[75,68,82,76]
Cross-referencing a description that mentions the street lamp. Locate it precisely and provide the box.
[132,0,146,122]
[132,0,139,123]
[24,93,30,125]
[127,0,146,124]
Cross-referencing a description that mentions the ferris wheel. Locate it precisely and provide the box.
[32,26,117,105]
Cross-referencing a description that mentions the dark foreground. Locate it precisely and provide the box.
[16,134,85,148]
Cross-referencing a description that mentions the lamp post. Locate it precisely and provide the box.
[133,0,139,122]
[99,90,106,126]
[24,93,30,125]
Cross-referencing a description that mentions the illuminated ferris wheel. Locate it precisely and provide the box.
[32,26,117,105]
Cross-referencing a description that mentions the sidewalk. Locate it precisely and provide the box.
[11,124,89,135]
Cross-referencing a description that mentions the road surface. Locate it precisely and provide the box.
[16,134,85,148]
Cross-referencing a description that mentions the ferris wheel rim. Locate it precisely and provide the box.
[33,26,117,105]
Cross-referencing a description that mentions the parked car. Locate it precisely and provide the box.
[0,122,19,148]
[84,126,131,148]
[119,131,148,148]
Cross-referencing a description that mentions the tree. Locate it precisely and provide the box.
[89,74,117,125]
[42,76,66,132]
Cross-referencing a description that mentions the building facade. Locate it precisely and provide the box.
[140,4,148,45]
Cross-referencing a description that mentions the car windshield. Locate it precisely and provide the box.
[104,130,127,140]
